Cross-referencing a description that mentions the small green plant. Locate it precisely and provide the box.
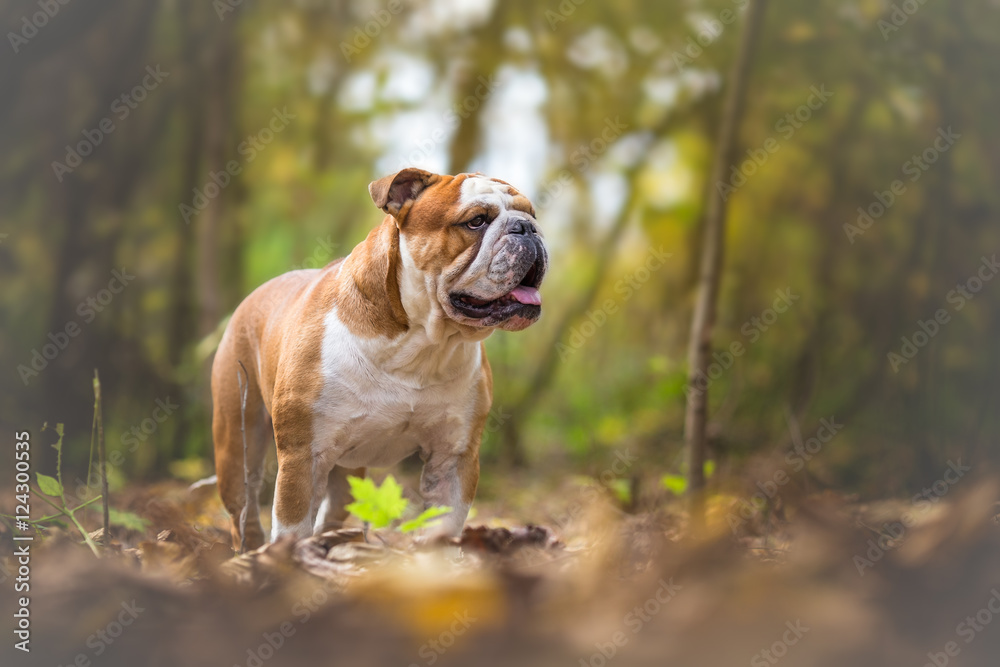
[0,423,150,556]
[1,423,102,555]
[345,475,451,533]
[661,460,716,497]
[2,374,150,556]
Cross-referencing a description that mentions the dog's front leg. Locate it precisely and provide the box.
[271,402,329,541]
[271,451,322,541]
[419,443,479,538]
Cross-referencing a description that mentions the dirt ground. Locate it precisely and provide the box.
[2,474,1000,667]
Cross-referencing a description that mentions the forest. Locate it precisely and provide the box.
[1,1,999,666]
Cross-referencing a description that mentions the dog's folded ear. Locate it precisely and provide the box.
[368,168,440,223]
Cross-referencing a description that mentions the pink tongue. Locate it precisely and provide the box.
[509,285,542,306]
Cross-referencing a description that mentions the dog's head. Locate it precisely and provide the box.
[369,168,548,332]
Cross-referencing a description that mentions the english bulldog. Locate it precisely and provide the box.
[211,168,547,550]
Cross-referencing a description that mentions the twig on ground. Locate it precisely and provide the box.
[94,370,109,546]
[236,360,251,555]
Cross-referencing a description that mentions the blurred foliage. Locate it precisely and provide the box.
[1,0,998,500]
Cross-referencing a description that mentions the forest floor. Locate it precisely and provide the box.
[2,471,999,667]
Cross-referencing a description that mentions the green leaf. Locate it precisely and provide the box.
[608,478,631,504]
[344,475,409,529]
[704,460,716,478]
[661,474,688,496]
[108,509,149,531]
[36,473,63,497]
[399,506,452,533]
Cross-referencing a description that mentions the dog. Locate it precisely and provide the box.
[211,168,547,550]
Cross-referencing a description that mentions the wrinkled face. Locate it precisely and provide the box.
[373,170,548,332]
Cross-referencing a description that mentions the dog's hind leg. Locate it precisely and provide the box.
[315,465,366,533]
[212,342,270,552]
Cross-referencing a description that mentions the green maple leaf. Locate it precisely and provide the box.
[344,475,409,529]
[399,506,452,533]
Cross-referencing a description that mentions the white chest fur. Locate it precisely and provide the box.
[311,307,484,470]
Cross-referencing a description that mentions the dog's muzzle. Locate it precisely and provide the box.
[450,218,547,327]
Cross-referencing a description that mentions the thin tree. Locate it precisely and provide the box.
[684,0,769,512]
[499,110,681,466]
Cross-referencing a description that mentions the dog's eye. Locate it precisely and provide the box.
[465,215,487,230]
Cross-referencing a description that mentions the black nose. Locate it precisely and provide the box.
[508,218,535,235]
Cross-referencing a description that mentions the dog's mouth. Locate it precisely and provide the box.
[450,257,544,321]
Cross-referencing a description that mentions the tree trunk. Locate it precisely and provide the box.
[499,110,681,465]
[684,0,769,512]
[196,49,232,337]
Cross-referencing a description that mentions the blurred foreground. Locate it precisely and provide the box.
[3,476,999,667]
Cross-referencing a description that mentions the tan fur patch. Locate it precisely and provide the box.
[334,220,409,338]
